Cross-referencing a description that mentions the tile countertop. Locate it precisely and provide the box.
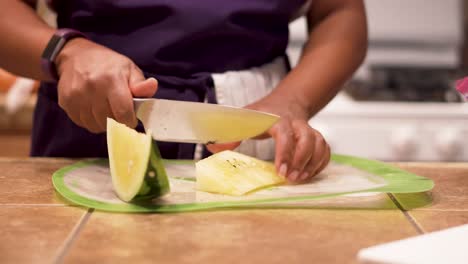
[0,158,467,264]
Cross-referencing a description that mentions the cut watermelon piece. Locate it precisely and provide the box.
[196,150,285,196]
[107,118,170,202]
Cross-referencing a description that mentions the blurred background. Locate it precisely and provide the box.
[0,0,467,161]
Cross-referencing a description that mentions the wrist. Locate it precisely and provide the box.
[266,91,312,120]
[40,29,87,82]
[249,93,311,121]
[55,38,90,76]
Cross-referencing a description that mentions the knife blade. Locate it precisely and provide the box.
[133,98,280,144]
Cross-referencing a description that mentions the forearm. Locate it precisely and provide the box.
[267,0,367,119]
[0,0,55,80]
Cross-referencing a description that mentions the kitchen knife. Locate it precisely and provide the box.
[133,98,280,144]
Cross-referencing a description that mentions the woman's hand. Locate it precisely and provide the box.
[207,97,331,183]
[55,38,158,133]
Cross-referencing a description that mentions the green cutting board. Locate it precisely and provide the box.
[52,154,434,213]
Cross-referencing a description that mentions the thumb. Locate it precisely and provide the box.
[129,67,158,98]
[131,77,158,98]
[206,142,242,153]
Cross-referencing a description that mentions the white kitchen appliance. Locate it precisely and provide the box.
[288,0,468,161]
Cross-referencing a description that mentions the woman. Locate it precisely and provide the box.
[0,0,367,182]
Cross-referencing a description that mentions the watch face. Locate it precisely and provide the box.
[41,34,66,61]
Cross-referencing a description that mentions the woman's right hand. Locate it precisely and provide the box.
[55,38,157,133]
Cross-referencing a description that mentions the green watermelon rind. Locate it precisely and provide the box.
[132,141,170,201]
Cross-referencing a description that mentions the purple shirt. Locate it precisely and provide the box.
[55,1,304,90]
[32,0,307,158]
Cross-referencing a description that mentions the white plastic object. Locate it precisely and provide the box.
[390,126,418,159]
[358,224,468,264]
[5,77,35,115]
[435,128,463,160]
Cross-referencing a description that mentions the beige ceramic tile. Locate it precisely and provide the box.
[393,163,468,211]
[0,206,86,264]
[409,210,468,233]
[0,158,75,204]
[65,209,418,264]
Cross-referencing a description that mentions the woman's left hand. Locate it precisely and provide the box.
[207,99,331,183]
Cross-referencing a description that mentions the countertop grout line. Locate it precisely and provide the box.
[387,193,425,234]
[52,208,94,264]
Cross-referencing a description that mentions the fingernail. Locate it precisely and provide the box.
[279,163,288,177]
[289,170,300,181]
[148,77,158,84]
[300,172,309,181]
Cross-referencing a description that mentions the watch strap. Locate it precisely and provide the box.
[41,28,87,82]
